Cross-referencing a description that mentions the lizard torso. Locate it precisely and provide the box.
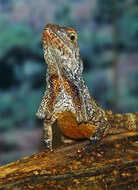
[36,24,138,149]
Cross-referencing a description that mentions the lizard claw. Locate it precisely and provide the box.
[44,138,52,150]
[89,136,101,145]
[83,137,101,153]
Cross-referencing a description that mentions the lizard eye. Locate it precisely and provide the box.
[70,35,75,41]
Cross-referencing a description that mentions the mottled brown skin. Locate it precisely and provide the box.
[37,24,138,149]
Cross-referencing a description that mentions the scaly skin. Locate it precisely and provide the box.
[36,24,138,150]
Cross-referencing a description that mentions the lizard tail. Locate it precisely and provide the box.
[105,111,138,135]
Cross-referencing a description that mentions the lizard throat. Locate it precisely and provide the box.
[46,67,95,124]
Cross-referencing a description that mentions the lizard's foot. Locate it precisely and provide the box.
[44,138,52,150]
[83,135,102,153]
[89,136,101,145]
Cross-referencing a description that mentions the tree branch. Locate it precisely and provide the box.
[0,131,138,190]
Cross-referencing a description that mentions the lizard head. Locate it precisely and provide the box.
[42,24,83,81]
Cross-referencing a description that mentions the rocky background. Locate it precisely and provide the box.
[0,0,138,165]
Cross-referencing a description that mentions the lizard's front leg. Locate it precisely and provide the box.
[89,127,106,145]
[89,108,111,146]
[36,87,57,150]
[43,117,63,150]
[43,119,53,150]
[82,123,110,152]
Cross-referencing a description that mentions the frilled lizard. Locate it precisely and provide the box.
[36,24,138,150]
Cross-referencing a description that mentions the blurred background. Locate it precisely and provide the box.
[0,0,138,165]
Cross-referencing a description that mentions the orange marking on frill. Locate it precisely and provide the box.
[62,77,82,112]
[56,111,96,139]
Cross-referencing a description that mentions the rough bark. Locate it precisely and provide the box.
[0,130,138,190]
